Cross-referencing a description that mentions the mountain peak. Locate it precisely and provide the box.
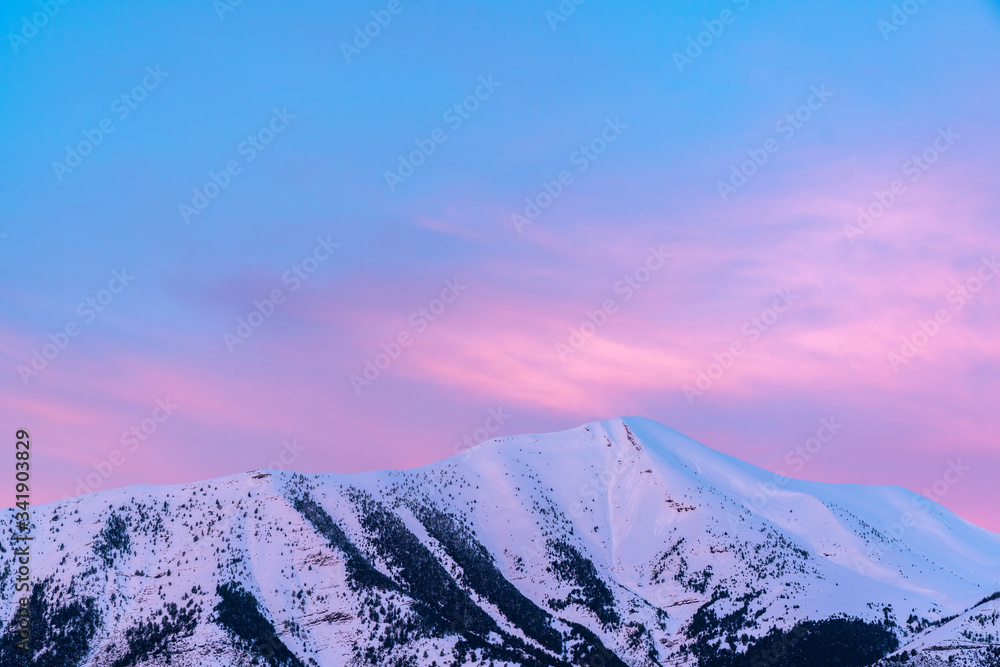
[2,418,998,666]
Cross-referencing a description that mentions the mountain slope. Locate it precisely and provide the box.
[1,417,998,666]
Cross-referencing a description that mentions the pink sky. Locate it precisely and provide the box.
[3,0,999,536]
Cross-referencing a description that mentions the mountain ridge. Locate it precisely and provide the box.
[2,416,997,666]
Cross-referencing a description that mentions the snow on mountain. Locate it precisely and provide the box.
[872,592,1000,666]
[1,417,998,666]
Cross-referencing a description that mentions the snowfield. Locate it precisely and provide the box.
[2,417,998,666]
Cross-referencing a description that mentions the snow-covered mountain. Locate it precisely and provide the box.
[2,417,998,666]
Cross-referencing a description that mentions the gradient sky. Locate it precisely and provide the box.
[2,0,999,532]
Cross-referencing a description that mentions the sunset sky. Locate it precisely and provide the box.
[2,0,999,531]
